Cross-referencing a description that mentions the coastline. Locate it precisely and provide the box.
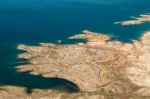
[3,30,149,98]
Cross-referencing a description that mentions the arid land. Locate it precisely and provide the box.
[0,30,150,99]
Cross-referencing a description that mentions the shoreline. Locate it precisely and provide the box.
[11,30,150,98]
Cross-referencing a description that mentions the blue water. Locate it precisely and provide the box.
[0,0,150,91]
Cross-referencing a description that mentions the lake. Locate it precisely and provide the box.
[0,0,150,91]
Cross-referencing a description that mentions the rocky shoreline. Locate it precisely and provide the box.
[1,30,150,99]
[114,14,150,25]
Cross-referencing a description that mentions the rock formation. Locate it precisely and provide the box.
[114,14,150,25]
[11,30,150,98]
[1,85,150,99]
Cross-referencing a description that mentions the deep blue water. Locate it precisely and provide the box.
[0,0,150,91]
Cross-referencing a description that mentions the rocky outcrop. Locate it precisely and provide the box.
[114,14,150,25]
[14,30,150,98]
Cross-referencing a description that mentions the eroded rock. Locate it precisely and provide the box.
[14,30,150,98]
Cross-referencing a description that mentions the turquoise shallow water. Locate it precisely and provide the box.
[0,0,150,91]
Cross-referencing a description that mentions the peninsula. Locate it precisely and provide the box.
[1,30,148,99]
[114,14,150,25]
